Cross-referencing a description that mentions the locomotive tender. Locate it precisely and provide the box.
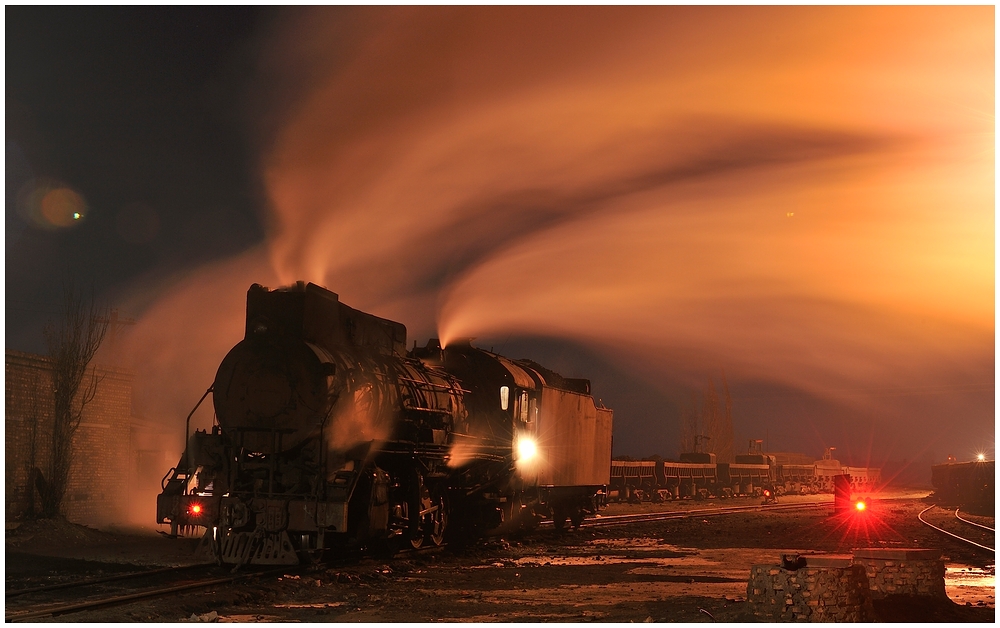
[157,282,612,565]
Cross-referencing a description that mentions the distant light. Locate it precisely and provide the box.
[41,187,86,227]
[189,503,203,515]
[855,500,866,512]
[977,453,986,462]
[17,179,88,229]
[517,436,538,462]
[786,212,795,217]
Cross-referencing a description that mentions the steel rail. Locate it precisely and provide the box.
[918,506,994,553]
[583,501,831,528]
[4,567,285,622]
[955,508,995,533]
[533,499,832,530]
[5,562,214,598]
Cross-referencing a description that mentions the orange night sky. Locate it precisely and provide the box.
[122,7,992,464]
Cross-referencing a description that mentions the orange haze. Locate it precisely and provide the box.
[124,7,993,461]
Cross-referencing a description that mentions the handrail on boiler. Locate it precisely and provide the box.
[182,386,214,482]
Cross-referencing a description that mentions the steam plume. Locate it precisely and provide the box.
[125,7,992,462]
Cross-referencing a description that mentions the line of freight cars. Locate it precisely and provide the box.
[610,448,881,502]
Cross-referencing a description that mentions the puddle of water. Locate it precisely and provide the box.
[945,564,995,608]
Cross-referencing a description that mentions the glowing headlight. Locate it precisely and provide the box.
[855,500,866,512]
[517,436,538,462]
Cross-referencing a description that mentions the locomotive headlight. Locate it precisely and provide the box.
[189,503,203,516]
[854,499,867,512]
[517,436,538,462]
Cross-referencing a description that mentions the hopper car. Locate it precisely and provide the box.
[610,446,881,502]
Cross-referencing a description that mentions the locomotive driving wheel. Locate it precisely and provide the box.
[408,476,445,549]
[425,492,447,546]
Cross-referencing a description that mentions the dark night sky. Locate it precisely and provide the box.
[7,7,267,346]
[5,7,993,467]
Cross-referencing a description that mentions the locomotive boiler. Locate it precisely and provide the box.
[157,282,612,565]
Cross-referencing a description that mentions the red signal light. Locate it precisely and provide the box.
[854,500,866,512]
[189,503,203,516]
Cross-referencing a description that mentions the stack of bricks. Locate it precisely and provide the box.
[747,554,875,622]
[853,548,946,599]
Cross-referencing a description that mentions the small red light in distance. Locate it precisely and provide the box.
[855,500,866,512]
[190,504,203,515]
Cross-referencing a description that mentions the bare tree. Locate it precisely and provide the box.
[40,284,110,518]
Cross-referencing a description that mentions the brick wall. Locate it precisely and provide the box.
[747,555,875,622]
[6,350,133,526]
[748,550,948,621]
[853,548,946,599]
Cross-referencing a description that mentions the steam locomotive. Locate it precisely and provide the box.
[610,446,881,503]
[157,282,613,565]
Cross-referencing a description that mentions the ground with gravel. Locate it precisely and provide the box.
[5,489,994,622]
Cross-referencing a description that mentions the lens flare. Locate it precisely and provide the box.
[16,178,88,230]
[189,503,203,515]
[517,436,538,462]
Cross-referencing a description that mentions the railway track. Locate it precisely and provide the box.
[918,505,995,553]
[955,508,995,533]
[4,539,447,622]
[4,563,287,622]
[5,562,212,598]
[539,499,833,530]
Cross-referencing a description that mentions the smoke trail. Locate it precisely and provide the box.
[262,7,992,400]
[123,7,992,462]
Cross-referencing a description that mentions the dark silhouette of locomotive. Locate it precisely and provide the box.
[157,282,612,565]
